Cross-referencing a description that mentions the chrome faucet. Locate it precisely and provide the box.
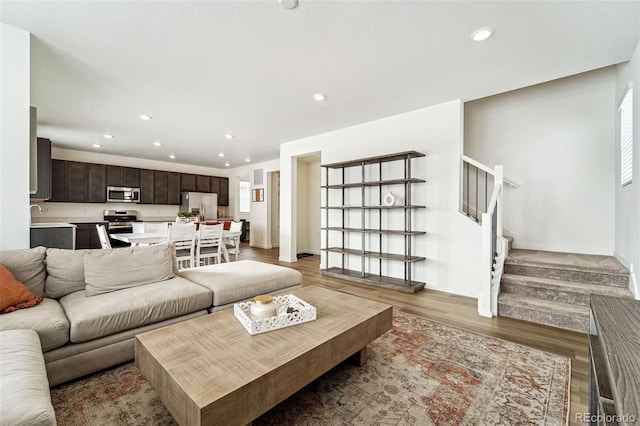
[30,204,43,214]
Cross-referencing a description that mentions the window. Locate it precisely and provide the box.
[239,180,251,213]
[620,87,633,186]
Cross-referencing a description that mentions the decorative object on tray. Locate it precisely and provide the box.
[234,294,316,335]
[383,190,397,206]
[250,295,277,319]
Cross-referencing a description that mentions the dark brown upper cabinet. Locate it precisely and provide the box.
[218,177,229,206]
[31,138,52,200]
[167,172,181,205]
[107,165,124,186]
[88,163,106,203]
[124,167,140,187]
[139,169,155,204]
[153,171,169,205]
[66,161,88,202]
[181,174,196,191]
[50,159,68,202]
[196,175,211,192]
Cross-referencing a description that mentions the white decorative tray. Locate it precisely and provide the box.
[234,294,317,335]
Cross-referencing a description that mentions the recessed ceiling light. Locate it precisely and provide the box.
[245,158,251,162]
[169,154,176,159]
[471,27,494,42]
[225,162,230,167]
[153,141,162,147]
[312,93,326,102]
[224,134,233,140]
[139,115,152,121]
[218,153,225,157]
[92,143,101,148]
[103,134,114,139]
[279,0,298,9]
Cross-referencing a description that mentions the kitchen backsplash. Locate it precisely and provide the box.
[31,202,179,222]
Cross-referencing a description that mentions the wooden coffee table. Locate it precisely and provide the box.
[135,285,393,426]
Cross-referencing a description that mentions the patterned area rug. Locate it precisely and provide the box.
[51,312,570,425]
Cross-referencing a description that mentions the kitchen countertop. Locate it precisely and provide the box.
[30,222,76,228]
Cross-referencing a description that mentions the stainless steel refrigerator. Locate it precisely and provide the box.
[180,192,218,221]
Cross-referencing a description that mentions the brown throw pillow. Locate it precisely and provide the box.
[0,264,43,313]
[223,221,231,230]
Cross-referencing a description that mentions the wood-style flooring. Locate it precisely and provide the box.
[237,244,589,426]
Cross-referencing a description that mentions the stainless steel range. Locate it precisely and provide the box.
[103,210,138,234]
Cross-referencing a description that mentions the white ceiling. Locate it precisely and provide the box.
[2,1,639,169]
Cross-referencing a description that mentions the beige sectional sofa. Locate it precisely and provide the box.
[0,243,302,425]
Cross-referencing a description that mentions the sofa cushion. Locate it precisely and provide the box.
[0,329,56,426]
[45,248,93,298]
[84,243,175,296]
[0,246,47,297]
[0,265,43,313]
[179,260,303,306]
[60,276,212,343]
[0,298,70,351]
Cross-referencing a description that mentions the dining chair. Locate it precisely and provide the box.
[225,221,242,261]
[95,224,112,249]
[167,222,196,269]
[196,223,223,266]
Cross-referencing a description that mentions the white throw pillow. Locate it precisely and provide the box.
[84,243,174,296]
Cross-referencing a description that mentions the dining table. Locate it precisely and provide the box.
[110,230,242,263]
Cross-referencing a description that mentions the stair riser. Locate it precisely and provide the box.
[500,282,591,306]
[498,303,588,333]
[504,264,629,287]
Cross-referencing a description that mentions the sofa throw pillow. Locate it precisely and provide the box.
[0,246,47,297]
[45,248,93,299]
[84,242,175,296]
[0,265,43,313]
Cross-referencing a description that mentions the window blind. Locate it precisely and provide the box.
[620,87,633,187]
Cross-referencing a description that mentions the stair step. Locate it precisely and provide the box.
[500,274,634,306]
[498,293,589,333]
[504,249,629,287]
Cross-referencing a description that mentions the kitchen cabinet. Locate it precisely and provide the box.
[72,222,108,249]
[168,172,181,205]
[66,161,88,202]
[88,164,106,203]
[50,159,68,202]
[181,174,196,191]
[196,175,211,192]
[154,171,168,205]
[107,166,124,186]
[124,167,140,187]
[31,138,52,200]
[218,177,229,206]
[109,166,140,187]
[139,169,155,204]
[46,159,222,206]
[30,223,76,249]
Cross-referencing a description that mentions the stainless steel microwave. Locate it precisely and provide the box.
[106,186,140,203]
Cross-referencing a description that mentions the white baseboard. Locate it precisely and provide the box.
[424,282,477,299]
[613,251,638,299]
[278,256,297,263]
[249,243,271,249]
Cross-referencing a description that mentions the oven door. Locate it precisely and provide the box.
[107,224,133,234]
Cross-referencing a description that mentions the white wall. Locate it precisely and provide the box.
[0,25,31,249]
[295,159,321,255]
[226,158,280,249]
[270,172,280,248]
[279,100,483,298]
[615,40,640,298]
[32,148,227,221]
[465,67,617,255]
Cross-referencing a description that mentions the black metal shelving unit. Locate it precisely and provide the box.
[320,151,426,293]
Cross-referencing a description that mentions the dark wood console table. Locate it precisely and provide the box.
[588,295,640,425]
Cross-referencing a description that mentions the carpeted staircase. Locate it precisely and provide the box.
[498,249,633,333]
